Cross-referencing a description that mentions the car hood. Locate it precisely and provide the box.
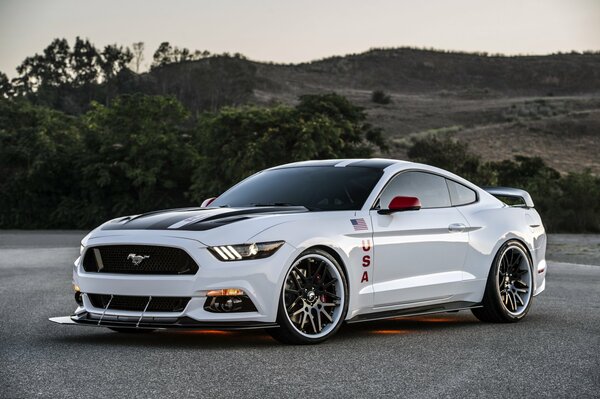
[87,206,312,246]
[101,206,309,231]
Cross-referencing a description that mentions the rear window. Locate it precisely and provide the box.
[446,180,477,206]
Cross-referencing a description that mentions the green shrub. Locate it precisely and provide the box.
[371,90,392,105]
[407,136,492,185]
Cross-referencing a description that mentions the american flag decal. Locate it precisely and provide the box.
[350,218,368,231]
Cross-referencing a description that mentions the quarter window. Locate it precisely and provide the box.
[379,171,451,209]
[446,180,477,206]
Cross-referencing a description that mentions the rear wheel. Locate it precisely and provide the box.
[472,240,534,322]
[268,249,348,344]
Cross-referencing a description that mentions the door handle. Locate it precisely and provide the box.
[448,223,467,233]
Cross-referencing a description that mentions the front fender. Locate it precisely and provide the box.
[249,213,375,319]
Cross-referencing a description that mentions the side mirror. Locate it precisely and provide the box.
[201,197,217,207]
[378,196,421,215]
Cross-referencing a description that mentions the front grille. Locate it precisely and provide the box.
[82,245,198,275]
[88,294,190,312]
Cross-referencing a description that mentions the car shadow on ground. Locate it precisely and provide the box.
[45,313,483,349]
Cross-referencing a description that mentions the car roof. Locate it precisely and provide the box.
[270,158,411,171]
[269,158,484,193]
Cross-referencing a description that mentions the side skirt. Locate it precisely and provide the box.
[346,301,481,324]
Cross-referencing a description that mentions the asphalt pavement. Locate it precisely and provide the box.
[0,231,598,398]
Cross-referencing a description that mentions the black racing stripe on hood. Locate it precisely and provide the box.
[125,207,206,222]
[177,216,250,231]
[176,206,308,231]
[101,206,307,231]
[102,209,212,230]
[199,206,308,222]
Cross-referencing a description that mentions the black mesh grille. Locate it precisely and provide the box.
[88,294,190,312]
[82,245,198,275]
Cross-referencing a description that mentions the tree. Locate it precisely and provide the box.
[131,42,144,73]
[99,44,133,81]
[190,94,388,198]
[0,72,12,97]
[491,155,560,189]
[0,98,83,228]
[296,93,388,153]
[80,94,198,218]
[555,171,600,232]
[152,42,174,67]
[70,37,100,87]
[407,136,490,184]
[11,38,137,113]
[152,42,205,68]
[13,38,71,94]
[97,44,134,106]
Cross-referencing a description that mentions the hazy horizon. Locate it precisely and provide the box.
[1,0,599,77]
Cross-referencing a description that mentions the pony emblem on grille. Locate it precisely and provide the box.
[127,253,150,266]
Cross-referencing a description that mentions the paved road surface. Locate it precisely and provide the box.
[0,232,598,398]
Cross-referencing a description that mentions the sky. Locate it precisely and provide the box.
[1,0,599,77]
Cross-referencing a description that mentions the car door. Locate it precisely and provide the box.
[369,171,470,308]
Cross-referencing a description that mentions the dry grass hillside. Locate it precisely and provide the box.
[148,48,600,174]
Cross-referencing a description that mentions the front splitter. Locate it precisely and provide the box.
[49,312,278,330]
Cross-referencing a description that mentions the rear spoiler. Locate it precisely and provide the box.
[483,187,534,208]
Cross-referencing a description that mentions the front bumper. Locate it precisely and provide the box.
[54,232,296,328]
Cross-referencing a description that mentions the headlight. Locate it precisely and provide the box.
[208,241,284,261]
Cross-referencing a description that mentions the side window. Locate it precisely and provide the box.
[446,179,477,206]
[379,171,451,209]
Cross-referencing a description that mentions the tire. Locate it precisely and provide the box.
[472,240,534,323]
[268,249,348,344]
[108,328,156,333]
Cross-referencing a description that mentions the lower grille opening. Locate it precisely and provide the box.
[88,294,190,313]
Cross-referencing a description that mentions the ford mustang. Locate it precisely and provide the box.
[50,159,547,344]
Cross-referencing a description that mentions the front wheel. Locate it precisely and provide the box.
[268,249,348,344]
[472,240,534,323]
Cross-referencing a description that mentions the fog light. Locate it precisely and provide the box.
[204,294,257,313]
[223,298,236,311]
[206,288,245,297]
[72,284,80,293]
[74,291,83,306]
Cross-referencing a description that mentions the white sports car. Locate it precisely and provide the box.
[51,159,547,344]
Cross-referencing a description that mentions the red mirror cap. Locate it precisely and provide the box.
[201,197,217,207]
[389,196,421,211]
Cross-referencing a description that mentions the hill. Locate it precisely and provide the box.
[142,48,600,174]
[8,46,599,174]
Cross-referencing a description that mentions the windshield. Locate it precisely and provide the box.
[211,166,383,211]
